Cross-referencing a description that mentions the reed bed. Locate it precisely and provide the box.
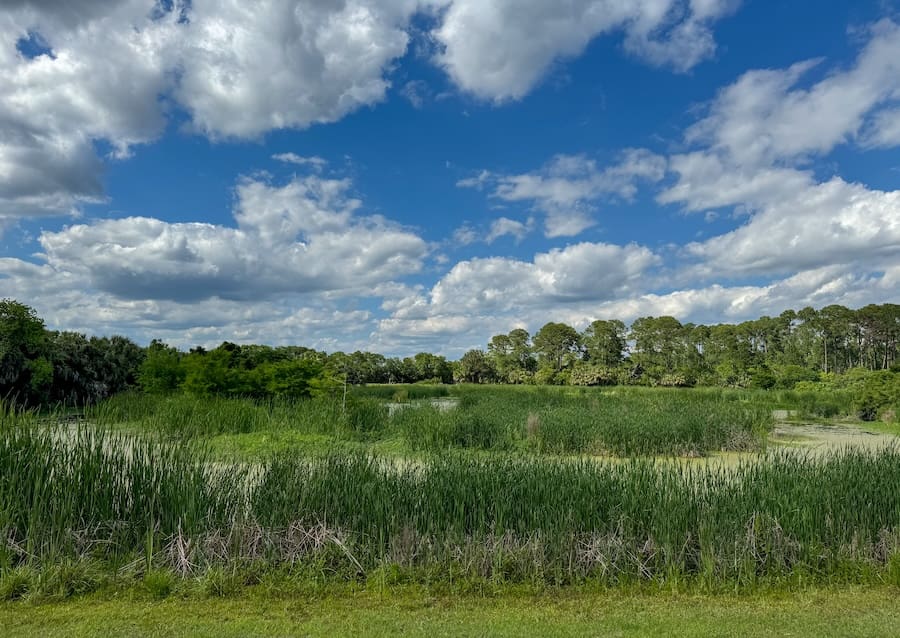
[394,388,771,456]
[87,387,772,456]
[1,405,898,587]
[87,392,387,439]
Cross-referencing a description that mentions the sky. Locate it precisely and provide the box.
[0,0,899,357]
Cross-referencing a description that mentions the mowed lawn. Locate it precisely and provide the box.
[2,588,898,637]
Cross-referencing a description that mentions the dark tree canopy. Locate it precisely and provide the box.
[0,299,897,406]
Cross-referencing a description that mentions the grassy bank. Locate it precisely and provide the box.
[2,587,899,637]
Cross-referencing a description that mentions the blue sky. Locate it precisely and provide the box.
[1,0,899,356]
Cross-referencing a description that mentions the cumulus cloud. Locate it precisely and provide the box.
[0,256,378,351]
[175,0,419,138]
[461,149,666,237]
[592,262,900,326]
[380,241,659,337]
[0,2,178,223]
[660,20,900,278]
[13,175,427,304]
[0,0,418,224]
[0,1,738,226]
[681,177,900,276]
[683,19,900,167]
[0,171,433,351]
[372,258,900,357]
[432,0,738,101]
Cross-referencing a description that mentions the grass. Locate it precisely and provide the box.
[204,430,406,460]
[2,587,899,637]
[5,388,899,592]
[3,405,899,586]
[861,419,900,437]
[89,387,775,458]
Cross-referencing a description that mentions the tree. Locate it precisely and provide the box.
[257,359,334,398]
[47,331,100,404]
[412,352,453,383]
[92,335,144,394]
[138,340,184,394]
[581,319,626,367]
[0,299,49,404]
[629,316,690,380]
[532,322,580,372]
[456,349,496,383]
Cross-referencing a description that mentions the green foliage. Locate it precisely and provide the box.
[569,362,616,386]
[2,396,900,587]
[250,448,900,584]
[390,386,770,456]
[533,322,581,372]
[139,341,336,400]
[773,364,820,389]
[853,371,900,421]
[352,384,449,400]
[139,341,185,394]
[581,319,626,367]
[143,569,177,599]
[0,299,47,405]
[456,349,497,383]
[0,419,245,569]
[0,566,34,600]
[342,398,389,437]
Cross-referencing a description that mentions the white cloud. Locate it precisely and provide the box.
[486,217,532,243]
[682,177,900,276]
[684,19,900,167]
[431,0,738,101]
[175,0,420,139]
[383,241,659,330]
[0,1,735,226]
[659,153,813,212]
[0,171,433,352]
[16,175,427,304]
[456,170,491,190]
[0,260,378,351]
[593,262,900,326]
[862,107,900,148]
[451,224,477,246]
[0,3,178,223]
[272,153,328,169]
[462,149,666,237]
[371,258,900,357]
[661,21,900,278]
[400,79,430,108]
[0,0,419,224]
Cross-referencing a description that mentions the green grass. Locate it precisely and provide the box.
[2,587,899,637]
[204,430,406,460]
[394,387,772,456]
[88,387,774,457]
[3,407,900,586]
[861,420,900,437]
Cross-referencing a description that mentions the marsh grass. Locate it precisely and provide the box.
[2,395,898,588]
[395,387,771,456]
[87,387,773,457]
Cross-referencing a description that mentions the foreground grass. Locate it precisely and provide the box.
[2,587,899,637]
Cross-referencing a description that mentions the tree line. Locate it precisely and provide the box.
[461,304,900,388]
[1,298,897,407]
